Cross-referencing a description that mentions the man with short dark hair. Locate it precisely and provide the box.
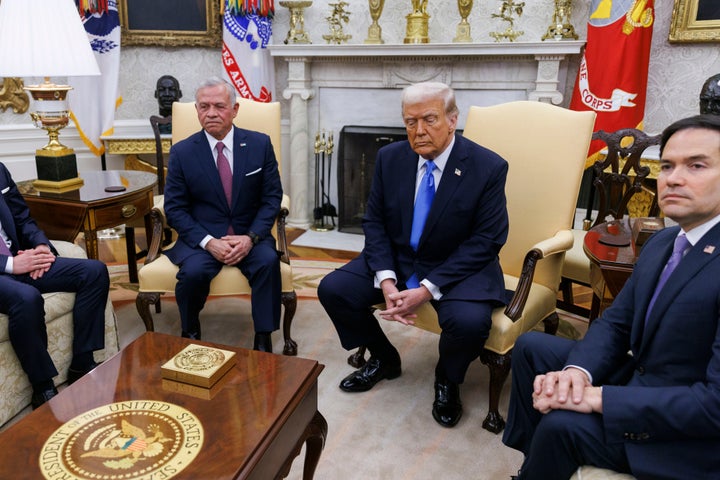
[503,114,720,479]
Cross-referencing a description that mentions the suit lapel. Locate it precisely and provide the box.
[230,127,249,210]
[640,223,720,347]
[400,145,419,244]
[420,136,466,245]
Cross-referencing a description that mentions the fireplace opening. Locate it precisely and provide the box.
[337,126,408,234]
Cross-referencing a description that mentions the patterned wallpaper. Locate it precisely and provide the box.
[0,0,718,134]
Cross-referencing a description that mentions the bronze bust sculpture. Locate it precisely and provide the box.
[700,73,720,115]
[154,75,182,133]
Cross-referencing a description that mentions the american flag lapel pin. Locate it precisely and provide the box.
[704,245,715,254]
[455,168,461,176]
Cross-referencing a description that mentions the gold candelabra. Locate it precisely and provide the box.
[323,1,352,44]
[489,0,525,42]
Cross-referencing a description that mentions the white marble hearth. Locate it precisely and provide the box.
[270,41,585,228]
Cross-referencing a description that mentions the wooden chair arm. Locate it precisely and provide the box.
[144,207,167,264]
[504,230,574,321]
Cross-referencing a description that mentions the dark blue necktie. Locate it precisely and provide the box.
[645,234,690,323]
[407,160,436,288]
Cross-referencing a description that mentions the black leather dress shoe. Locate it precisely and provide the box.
[67,361,99,385]
[253,332,272,352]
[181,330,201,340]
[432,378,462,427]
[339,357,401,392]
[31,386,58,409]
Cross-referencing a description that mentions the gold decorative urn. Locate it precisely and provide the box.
[404,0,430,44]
[453,0,473,43]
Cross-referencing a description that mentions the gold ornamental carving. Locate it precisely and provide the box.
[542,0,578,40]
[0,77,30,114]
[323,1,352,44]
[453,0,473,43]
[364,0,385,44]
[404,0,430,44]
[490,1,525,42]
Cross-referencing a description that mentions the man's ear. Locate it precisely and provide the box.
[154,91,159,99]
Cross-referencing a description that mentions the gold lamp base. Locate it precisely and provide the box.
[25,79,83,191]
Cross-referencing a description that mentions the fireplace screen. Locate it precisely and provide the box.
[338,126,408,234]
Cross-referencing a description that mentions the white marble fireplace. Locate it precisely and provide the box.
[270,41,585,228]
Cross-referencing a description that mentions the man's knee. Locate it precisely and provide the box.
[317,271,340,306]
[84,259,109,287]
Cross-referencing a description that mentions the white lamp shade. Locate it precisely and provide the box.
[0,0,100,78]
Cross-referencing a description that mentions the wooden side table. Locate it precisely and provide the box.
[18,170,157,260]
[583,219,639,322]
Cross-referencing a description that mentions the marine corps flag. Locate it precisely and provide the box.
[570,0,654,167]
[70,0,121,157]
[222,0,275,102]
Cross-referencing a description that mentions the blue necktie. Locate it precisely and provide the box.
[645,234,690,323]
[407,160,436,288]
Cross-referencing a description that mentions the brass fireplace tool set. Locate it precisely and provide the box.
[313,131,337,232]
[280,0,578,45]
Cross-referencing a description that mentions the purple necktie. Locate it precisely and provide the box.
[216,142,234,235]
[0,239,10,257]
[407,160,436,289]
[645,234,690,322]
[216,141,232,206]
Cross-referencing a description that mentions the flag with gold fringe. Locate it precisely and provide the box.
[69,0,121,157]
[222,0,274,102]
[569,0,654,168]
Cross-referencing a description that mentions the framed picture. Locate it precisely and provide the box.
[669,0,720,43]
[118,0,222,47]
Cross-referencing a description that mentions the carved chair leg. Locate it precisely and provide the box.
[281,290,298,356]
[136,292,161,332]
[543,312,560,336]
[480,348,511,434]
[348,346,367,368]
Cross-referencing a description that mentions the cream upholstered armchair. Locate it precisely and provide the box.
[0,240,118,427]
[135,98,298,356]
[349,101,596,433]
[558,128,661,318]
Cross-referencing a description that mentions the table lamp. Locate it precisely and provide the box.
[0,0,100,190]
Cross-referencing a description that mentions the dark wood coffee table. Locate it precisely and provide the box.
[0,332,327,479]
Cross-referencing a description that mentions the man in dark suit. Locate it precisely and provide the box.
[502,114,720,479]
[0,162,109,409]
[163,77,282,352]
[318,82,509,427]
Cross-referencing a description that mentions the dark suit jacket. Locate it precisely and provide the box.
[567,223,720,479]
[0,163,53,272]
[343,134,509,303]
[163,126,282,263]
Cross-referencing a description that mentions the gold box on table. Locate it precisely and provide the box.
[161,344,236,388]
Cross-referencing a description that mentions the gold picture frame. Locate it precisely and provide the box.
[669,0,720,43]
[118,0,222,48]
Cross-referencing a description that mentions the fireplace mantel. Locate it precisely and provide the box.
[270,41,585,228]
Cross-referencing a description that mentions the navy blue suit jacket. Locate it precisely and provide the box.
[0,163,53,272]
[566,223,720,478]
[343,134,509,302]
[163,126,282,263]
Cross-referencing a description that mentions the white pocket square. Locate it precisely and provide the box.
[1,187,9,194]
[245,168,262,176]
